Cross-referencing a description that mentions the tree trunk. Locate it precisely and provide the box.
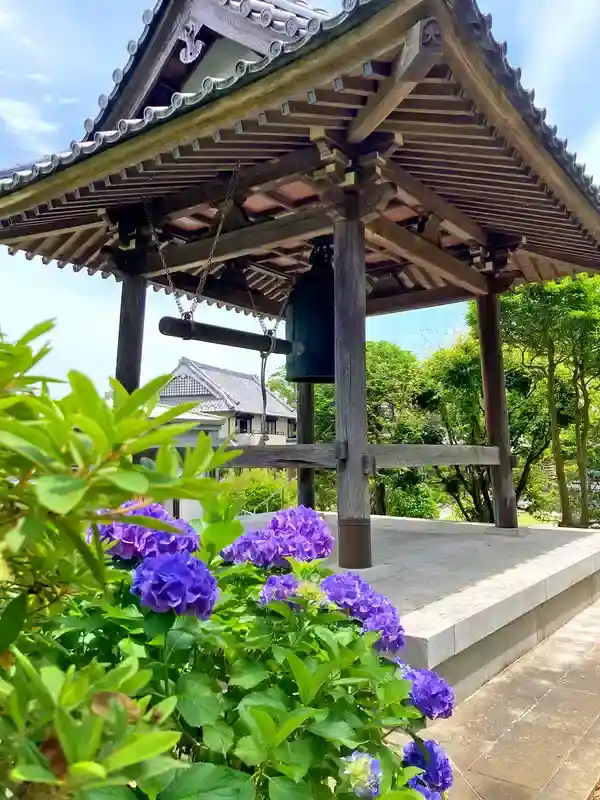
[547,338,573,526]
[578,368,591,527]
[374,480,387,516]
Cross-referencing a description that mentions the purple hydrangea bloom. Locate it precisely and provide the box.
[403,740,453,793]
[343,751,382,797]
[407,783,442,800]
[321,572,405,655]
[222,506,333,567]
[402,666,455,720]
[89,501,199,561]
[131,552,218,618]
[259,574,300,605]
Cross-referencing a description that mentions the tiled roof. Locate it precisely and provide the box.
[182,357,296,417]
[83,0,330,139]
[0,0,599,216]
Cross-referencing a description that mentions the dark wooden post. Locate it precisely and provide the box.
[334,197,371,568]
[115,273,147,394]
[296,382,315,508]
[476,289,518,528]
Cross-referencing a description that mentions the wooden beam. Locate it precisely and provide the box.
[157,146,332,221]
[144,209,332,277]
[115,274,147,394]
[363,154,488,244]
[432,0,600,245]
[348,18,443,143]
[158,317,293,353]
[365,216,487,294]
[226,444,338,469]
[476,289,518,528]
[151,272,282,317]
[367,284,473,315]
[0,0,427,220]
[334,197,371,568]
[0,215,105,245]
[370,444,500,468]
[297,383,316,508]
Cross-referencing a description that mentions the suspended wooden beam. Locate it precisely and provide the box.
[365,215,487,294]
[159,317,293,354]
[144,209,332,277]
[156,145,338,222]
[362,154,488,245]
[347,17,443,143]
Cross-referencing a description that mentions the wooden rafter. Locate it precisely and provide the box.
[365,215,487,293]
[0,215,105,244]
[361,154,488,244]
[144,208,332,277]
[347,17,443,143]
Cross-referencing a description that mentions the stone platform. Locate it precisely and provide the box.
[240,513,600,701]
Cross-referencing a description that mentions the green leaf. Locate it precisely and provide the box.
[115,375,171,420]
[35,474,88,514]
[176,674,221,727]
[234,735,268,766]
[308,719,358,748]
[158,762,255,800]
[269,776,314,800]
[287,655,332,705]
[78,789,138,800]
[104,469,150,494]
[272,739,314,783]
[0,592,28,651]
[248,708,277,747]
[203,721,235,755]
[380,791,425,800]
[69,761,107,781]
[103,731,180,773]
[274,708,316,746]
[40,666,66,703]
[230,661,269,690]
[17,319,54,346]
[54,707,80,764]
[10,764,61,785]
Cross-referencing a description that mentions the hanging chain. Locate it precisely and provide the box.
[143,161,241,321]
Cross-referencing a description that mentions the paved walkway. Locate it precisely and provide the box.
[428,600,600,799]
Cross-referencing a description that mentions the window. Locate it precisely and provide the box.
[287,419,297,439]
[266,417,277,435]
[235,415,252,434]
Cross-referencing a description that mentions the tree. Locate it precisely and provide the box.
[499,277,600,526]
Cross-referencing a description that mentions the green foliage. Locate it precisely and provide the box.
[0,322,434,800]
[222,469,297,514]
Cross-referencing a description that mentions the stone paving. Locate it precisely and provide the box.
[427,600,600,799]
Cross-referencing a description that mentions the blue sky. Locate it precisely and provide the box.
[1,0,600,390]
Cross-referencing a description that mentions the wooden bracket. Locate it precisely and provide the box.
[335,440,349,463]
[362,453,377,475]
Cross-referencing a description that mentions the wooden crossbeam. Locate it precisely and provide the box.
[363,154,488,245]
[224,443,500,469]
[348,18,443,143]
[144,209,332,277]
[151,272,282,317]
[365,216,487,294]
[156,145,334,222]
[367,284,472,315]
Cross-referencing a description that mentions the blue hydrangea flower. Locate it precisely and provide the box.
[400,666,455,720]
[131,552,218,618]
[89,501,199,561]
[222,506,333,567]
[403,740,453,793]
[259,574,300,604]
[321,573,405,655]
[407,783,442,800]
[343,751,382,797]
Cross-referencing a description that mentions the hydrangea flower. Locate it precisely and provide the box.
[403,740,453,793]
[407,784,442,800]
[131,552,218,618]
[259,574,300,604]
[222,506,333,567]
[343,751,382,797]
[321,573,405,655]
[400,665,455,720]
[89,501,199,561]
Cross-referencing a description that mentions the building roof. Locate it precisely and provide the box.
[1,0,600,317]
[174,357,296,417]
[149,402,223,425]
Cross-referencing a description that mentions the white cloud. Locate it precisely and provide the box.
[28,73,51,86]
[57,97,79,106]
[0,98,59,156]
[518,0,600,115]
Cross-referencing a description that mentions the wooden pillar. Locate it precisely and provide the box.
[297,383,315,508]
[334,199,371,568]
[476,290,518,528]
[115,273,147,394]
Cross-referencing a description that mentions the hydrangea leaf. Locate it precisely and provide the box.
[269,776,313,800]
[35,475,88,515]
[308,719,358,749]
[102,731,181,772]
[176,674,222,727]
[272,739,314,782]
[233,735,267,767]
[229,661,269,690]
[203,721,235,755]
[157,762,255,800]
